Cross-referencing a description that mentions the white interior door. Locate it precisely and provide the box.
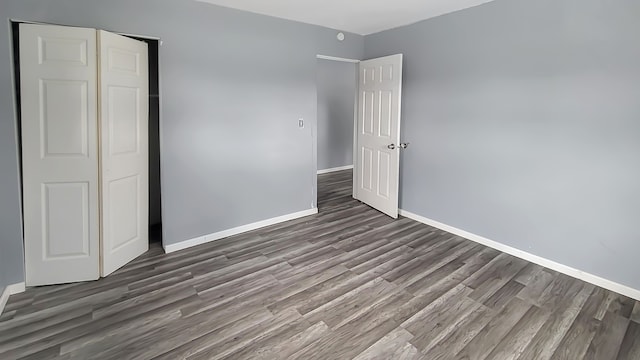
[98,30,149,276]
[354,54,404,218]
[20,24,100,286]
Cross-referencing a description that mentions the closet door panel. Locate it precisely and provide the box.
[99,30,149,276]
[20,23,100,286]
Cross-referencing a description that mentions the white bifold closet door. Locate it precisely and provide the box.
[20,23,149,286]
[20,24,100,286]
[98,30,149,277]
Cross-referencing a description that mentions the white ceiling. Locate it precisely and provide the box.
[195,0,497,35]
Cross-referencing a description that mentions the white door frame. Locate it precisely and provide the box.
[9,19,165,285]
[314,54,360,209]
[10,19,162,40]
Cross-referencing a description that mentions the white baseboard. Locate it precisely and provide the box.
[317,165,353,175]
[0,282,26,315]
[164,208,319,254]
[399,209,640,301]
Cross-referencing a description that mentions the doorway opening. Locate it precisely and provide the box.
[11,20,162,253]
[128,35,162,246]
[315,55,358,212]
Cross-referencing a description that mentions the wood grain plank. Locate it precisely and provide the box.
[518,284,594,360]
[616,321,640,360]
[584,312,629,360]
[550,312,601,360]
[631,302,640,324]
[423,303,495,360]
[454,297,531,360]
[484,305,551,360]
[353,327,419,360]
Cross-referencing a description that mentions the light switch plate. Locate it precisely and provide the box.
[298,118,304,128]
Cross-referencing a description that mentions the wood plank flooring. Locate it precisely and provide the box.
[1,169,639,359]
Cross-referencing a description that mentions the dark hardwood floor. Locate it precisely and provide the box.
[1,169,639,359]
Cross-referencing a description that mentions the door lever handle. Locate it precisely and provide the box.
[388,143,409,150]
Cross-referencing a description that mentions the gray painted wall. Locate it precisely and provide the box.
[0,0,363,284]
[316,59,356,171]
[365,0,640,290]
